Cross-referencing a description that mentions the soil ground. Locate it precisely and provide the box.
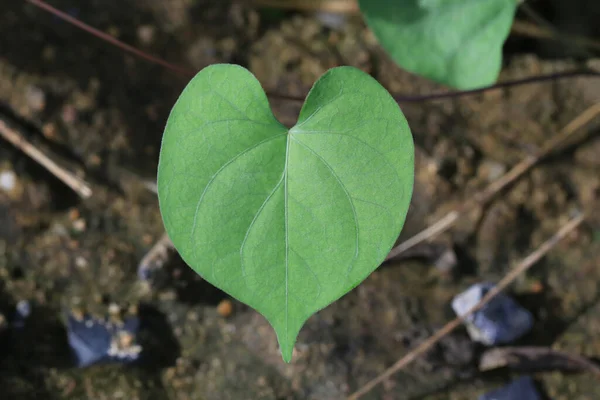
[1,1,600,399]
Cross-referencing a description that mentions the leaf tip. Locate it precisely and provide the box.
[280,345,294,363]
[275,326,299,363]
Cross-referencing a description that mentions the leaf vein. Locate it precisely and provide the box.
[188,133,286,279]
[290,136,360,279]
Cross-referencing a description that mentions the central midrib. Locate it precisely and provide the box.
[283,132,291,348]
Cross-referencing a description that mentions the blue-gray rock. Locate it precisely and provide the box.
[315,12,348,30]
[66,311,142,368]
[451,282,533,345]
[479,376,542,400]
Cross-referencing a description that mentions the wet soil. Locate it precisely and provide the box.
[1,1,600,399]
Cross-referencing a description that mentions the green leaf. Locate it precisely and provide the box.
[358,0,518,89]
[157,64,414,362]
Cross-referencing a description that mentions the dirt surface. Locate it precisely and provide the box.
[1,1,600,399]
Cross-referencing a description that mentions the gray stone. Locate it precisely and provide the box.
[451,282,534,345]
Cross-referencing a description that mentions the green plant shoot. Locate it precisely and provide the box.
[358,0,518,89]
[157,64,414,362]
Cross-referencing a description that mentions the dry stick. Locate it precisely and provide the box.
[386,102,600,261]
[25,0,600,105]
[479,346,600,377]
[351,214,585,400]
[0,119,92,198]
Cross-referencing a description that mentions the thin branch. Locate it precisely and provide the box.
[350,214,586,400]
[392,70,600,103]
[479,346,600,377]
[386,102,600,260]
[25,0,195,77]
[0,119,92,198]
[25,0,600,105]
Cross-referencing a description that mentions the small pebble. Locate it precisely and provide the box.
[42,123,57,140]
[68,208,80,221]
[61,104,77,123]
[0,168,23,201]
[75,256,88,269]
[0,170,16,192]
[315,12,347,30]
[108,303,121,315]
[25,85,46,112]
[529,280,544,294]
[217,299,233,318]
[434,248,457,274]
[15,300,31,319]
[478,160,507,183]
[452,282,534,345]
[72,218,86,233]
[137,25,156,46]
[479,376,541,400]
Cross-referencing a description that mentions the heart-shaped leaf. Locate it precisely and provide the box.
[157,64,414,362]
[358,0,518,89]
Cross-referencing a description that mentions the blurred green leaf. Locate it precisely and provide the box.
[358,0,518,89]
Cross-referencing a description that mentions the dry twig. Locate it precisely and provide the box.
[480,346,600,377]
[385,102,600,261]
[0,119,92,199]
[350,214,585,399]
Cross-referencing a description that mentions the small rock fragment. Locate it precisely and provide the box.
[315,12,347,30]
[478,159,507,183]
[0,170,16,192]
[451,282,533,345]
[0,166,24,201]
[433,248,457,274]
[13,300,31,329]
[66,310,141,367]
[217,299,233,318]
[479,376,541,400]
[108,303,121,316]
[72,218,86,233]
[25,85,46,112]
[137,25,156,46]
